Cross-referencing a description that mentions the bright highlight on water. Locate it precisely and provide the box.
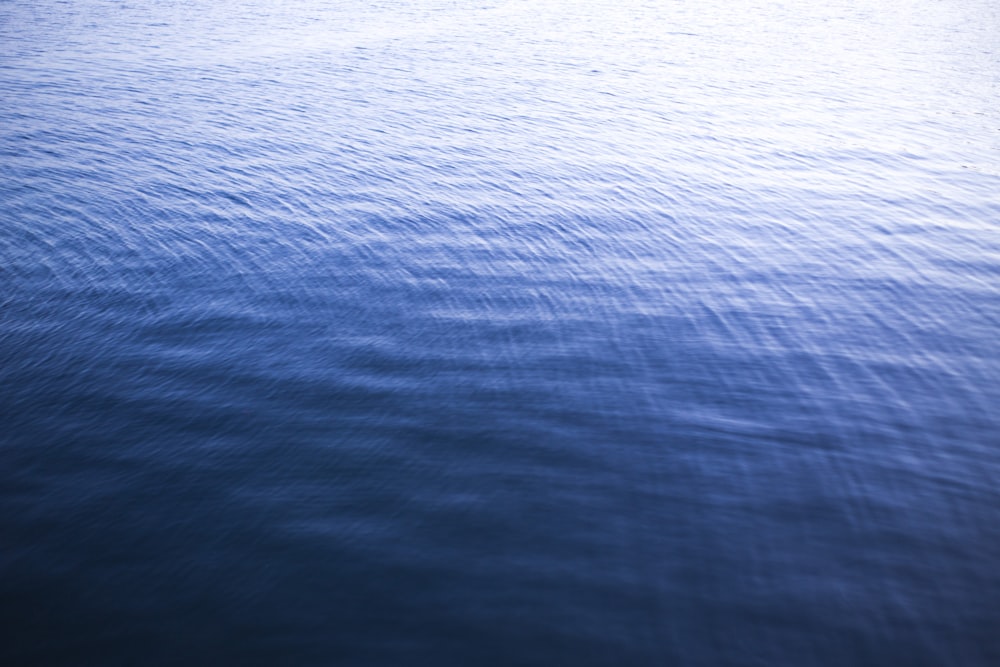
[1,0,998,665]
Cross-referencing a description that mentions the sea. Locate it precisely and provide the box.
[2,0,999,665]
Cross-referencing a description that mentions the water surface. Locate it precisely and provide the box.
[2,1,999,665]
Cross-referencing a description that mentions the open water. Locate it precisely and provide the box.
[2,0,999,665]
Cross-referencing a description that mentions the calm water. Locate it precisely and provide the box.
[2,0,999,664]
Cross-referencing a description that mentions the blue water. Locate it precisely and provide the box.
[2,0,999,664]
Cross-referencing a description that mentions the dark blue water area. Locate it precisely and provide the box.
[2,1,1000,665]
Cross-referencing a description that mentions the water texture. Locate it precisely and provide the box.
[2,1,999,665]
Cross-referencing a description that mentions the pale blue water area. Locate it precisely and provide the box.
[2,0,999,664]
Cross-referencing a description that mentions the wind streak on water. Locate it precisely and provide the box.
[1,0,999,665]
